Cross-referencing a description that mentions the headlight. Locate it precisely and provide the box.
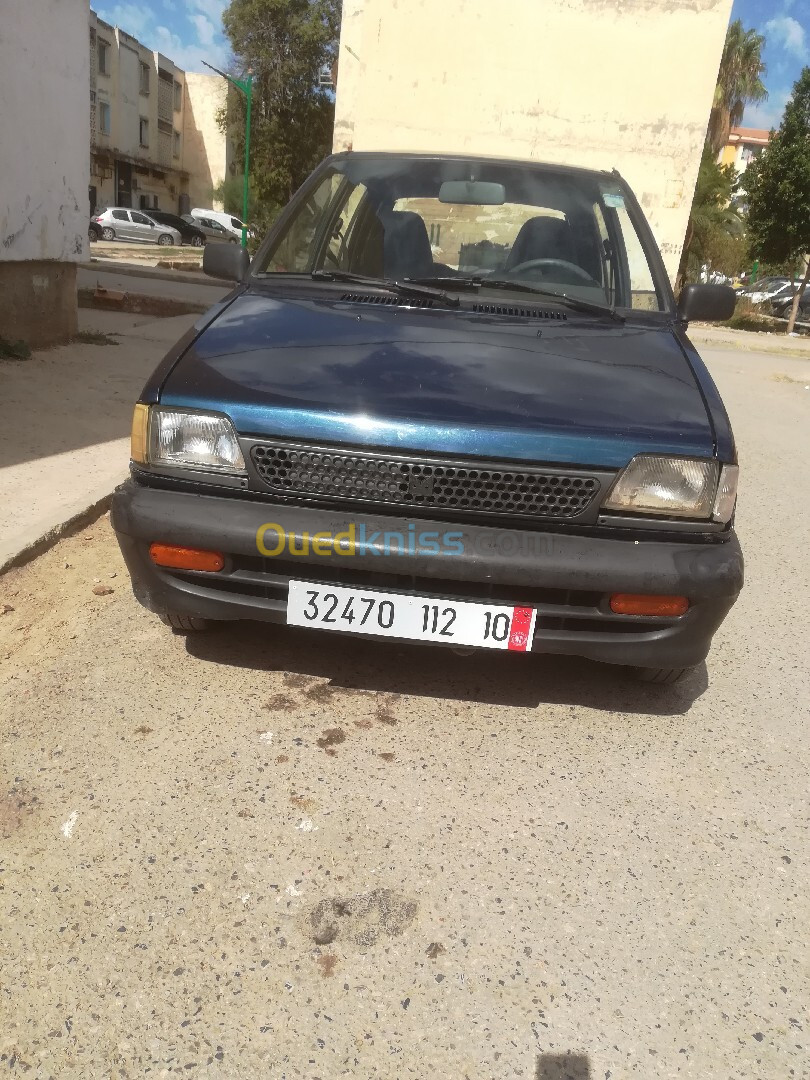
[603,455,718,519]
[131,406,245,472]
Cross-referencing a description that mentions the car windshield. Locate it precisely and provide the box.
[256,155,667,311]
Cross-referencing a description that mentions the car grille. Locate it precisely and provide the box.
[249,442,602,520]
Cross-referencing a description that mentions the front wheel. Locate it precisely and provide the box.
[101,227,115,241]
[158,233,174,247]
[633,667,692,685]
[229,237,239,244]
[88,226,100,242]
[159,612,210,632]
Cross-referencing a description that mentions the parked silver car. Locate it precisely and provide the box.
[89,207,182,246]
[183,214,239,244]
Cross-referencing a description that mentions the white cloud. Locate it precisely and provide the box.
[97,2,153,40]
[189,13,217,48]
[745,86,791,131]
[153,23,228,72]
[764,15,807,59]
[185,0,229,24]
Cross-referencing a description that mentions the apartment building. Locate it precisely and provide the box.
[89,10,231,217]
[718,127,771,175]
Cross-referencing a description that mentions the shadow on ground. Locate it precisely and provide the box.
[536,1055,591,1080]
[184,620,707,715]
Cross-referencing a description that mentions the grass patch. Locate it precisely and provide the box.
[72,330,119,346]
[0,337,31,361]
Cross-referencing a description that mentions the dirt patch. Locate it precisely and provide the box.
[378,752,396,762]
[134,725,153,736]
[264,693,297,711]
[307,888,418,948]
[425,942,446,959]
[305,683,343,704]
[290,793,317,810]
[283,673,312,690]
[0,785,40,840]
[316,727,346,750]
[315,954,338,977]
[375,702,398,726]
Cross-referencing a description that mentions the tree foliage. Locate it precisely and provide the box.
[676,146,742,289]
[221,0,340,230]
[745,68,810,332]
[707,19,767,156]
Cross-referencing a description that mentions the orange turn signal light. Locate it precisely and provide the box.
[610,594,689,617]
[149,543,224,572]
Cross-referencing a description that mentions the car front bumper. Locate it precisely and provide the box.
[111,478,743,669]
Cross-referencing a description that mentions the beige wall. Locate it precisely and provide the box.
[333,0,732,283]
[183,74,231,211]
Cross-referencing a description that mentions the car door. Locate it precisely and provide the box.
[130,211,156,243]
[110,208,133,240]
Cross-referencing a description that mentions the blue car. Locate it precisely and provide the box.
[112,152,743,684]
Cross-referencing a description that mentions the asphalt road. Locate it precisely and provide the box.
[1,344,808,1079]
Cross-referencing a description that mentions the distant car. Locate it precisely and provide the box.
[771,289,810,321]
[184,214,238,244]
[190,208,246,242]
[147,211,206,247]
[90,208,182,246]
[738,278,791,305]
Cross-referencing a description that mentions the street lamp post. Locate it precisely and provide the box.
[202,61,254,249]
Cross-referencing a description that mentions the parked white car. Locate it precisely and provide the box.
[738,278,791,305]
[190,208,247,242]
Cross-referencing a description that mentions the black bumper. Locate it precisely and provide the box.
[111,479,743,669]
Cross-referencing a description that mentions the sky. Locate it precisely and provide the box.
[98,0,809,128]
[731,0,810,129]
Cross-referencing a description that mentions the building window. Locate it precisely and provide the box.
[139,117,149,147]
[98,40,110,75]
[99,101,111,135]
[173,131,181,158]
[174,80,182,111]
[140,61,150,95]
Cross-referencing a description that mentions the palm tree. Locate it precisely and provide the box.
[676,146,743,292]
[707,19,768,155]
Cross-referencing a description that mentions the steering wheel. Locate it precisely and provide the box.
[504,258,599,286]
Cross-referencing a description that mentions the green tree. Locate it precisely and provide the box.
[676,146,742,290]
[221,0,340,229]
[745,68,810,333]
[707,19,768,156]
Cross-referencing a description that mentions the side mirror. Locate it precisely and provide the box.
[203,242,250,282]
[677,283,736,322]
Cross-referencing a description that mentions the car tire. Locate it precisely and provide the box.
[633,666,691,685]
[88,226,100,242]
[190,235,204,247]
[101,227,115,241]
[158,233,174,247]
[159,612,210,632]
[229,237,238,244]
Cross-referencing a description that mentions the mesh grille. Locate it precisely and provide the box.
[250,444,600,519]
[470,302,567,319]
[340,292,435,308]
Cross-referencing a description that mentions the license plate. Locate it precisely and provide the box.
[287,581,537,652]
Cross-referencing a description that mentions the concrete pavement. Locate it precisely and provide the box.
[0,309,199,571]
[77,265,232,306]
[0,342,808,1078]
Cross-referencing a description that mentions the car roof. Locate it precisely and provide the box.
[324,149,620,183]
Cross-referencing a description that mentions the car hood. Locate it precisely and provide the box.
[158,290,716,468]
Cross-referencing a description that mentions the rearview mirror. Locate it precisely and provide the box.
[204,242,249,282]
[677,283,736,322]
[439,180,506,205]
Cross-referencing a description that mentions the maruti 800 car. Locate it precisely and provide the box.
[112,152,743,684]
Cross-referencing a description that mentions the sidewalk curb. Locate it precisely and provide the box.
[79,260,233,288]
[0,491,116,577]
[688,329,810,359]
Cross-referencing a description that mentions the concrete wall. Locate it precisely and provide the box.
[184,74,231,211]
[0,0,89,344]
[333,0,733,283]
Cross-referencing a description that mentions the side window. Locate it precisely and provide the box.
[111,210,129,221]
[230,218,243,231]
[327,182,369,269]
[600,189,663,311]
[131,212,150,225]
[260,172,343,273]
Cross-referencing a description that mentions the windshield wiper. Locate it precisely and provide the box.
[310,269,460,308]
[406,275,624,322]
